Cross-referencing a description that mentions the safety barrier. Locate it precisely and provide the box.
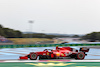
[0,44,100,48]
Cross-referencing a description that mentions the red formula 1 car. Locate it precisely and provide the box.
[19,46,89,60]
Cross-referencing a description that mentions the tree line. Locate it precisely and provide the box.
[0,24,68,39]
[81,32,100,42]
[0,25,23,38]
[1,24,100,40]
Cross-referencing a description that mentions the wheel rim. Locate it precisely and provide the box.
[31,53,37,59]
[77,52,85,59]
[79,54,84,58]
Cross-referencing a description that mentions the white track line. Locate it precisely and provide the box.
[0,60,100,62]
[71,60,100,62]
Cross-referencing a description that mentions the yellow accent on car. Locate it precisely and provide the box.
[56,53,60,56]
[61,53,64,56]
[47,52,49,55]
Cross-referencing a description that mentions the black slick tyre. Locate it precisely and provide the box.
[75,52,85,60]
[30,53,37,60]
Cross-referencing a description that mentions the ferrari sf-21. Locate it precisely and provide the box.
[19,46,89,60]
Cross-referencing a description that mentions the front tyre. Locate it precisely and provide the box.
[75,52,85,60]
[30,53,37,60]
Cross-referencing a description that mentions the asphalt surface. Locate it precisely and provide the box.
[0,46,100,67]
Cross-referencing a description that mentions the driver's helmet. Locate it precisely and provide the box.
[44,49,48,52]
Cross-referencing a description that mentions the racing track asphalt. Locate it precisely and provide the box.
[0,46,100,67]
[0,46,100,60]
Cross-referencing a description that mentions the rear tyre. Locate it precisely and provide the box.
[75,52,85,60]
[30,53,37,60]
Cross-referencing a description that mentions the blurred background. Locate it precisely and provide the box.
[0,0,100,45]
[0,24,100,45]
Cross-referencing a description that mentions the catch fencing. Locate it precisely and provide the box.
[0,44,100,48]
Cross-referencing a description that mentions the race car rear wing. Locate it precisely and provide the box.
[79,47,89,52]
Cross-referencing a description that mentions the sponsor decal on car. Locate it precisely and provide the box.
[47,52,49,55]
[61,53,64,56]
[43,53,46,55]
[56,52,60,56]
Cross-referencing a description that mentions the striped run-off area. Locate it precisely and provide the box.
[0,46,100,60]
[0,60,100,67]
